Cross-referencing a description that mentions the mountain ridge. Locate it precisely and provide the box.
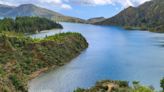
[95,0,164,32]
[0,4,86,23]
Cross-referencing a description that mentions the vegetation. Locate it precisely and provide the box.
[87,17,106,24]
[0,32,88,92]
[160,77,164,91]
[95,0,164,33]
[0,16,63,33]
[74,80,156,92]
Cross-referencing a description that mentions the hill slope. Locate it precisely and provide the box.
[87,17,106,24]
[95,0,164,32]
[0,4,86,23]
[0,32,88,92]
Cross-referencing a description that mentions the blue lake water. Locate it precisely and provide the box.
[29,23,164,92]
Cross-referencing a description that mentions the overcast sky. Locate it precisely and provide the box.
[0,0,151,19]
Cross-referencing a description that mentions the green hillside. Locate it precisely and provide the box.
[0,16,63,33]
[95,0,164,33]
[0,32,88,92]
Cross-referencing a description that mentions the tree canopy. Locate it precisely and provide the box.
[0,16,63,33]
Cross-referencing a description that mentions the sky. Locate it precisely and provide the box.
[0,0,151,19]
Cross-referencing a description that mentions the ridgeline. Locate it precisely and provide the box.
[95,0,164,33]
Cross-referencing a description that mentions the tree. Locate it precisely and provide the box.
[161,77,164,91]
[0,16,63,33]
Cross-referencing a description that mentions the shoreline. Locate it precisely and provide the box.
[28,50,88,90]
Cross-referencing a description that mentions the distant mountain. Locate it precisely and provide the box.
[0,4,86,23]
[95,0,164,32]
[0,4,15,16]
[87,17,106,24]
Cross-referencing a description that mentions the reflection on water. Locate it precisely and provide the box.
[29,23,164,92]
[30,29,62,39]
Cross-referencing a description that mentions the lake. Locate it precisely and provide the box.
[29,22,164,92]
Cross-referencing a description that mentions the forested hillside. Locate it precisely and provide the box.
[0,32,88,92]
[0,17,63,33]
[95,0,164,33]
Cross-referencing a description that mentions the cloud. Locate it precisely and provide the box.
[61,4,72,9]
[40,0,72,9]
[0,0,151,10]
[68,0,151,7]
[0,0,72,10]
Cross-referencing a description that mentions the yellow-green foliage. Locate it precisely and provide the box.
[132,86,154,92]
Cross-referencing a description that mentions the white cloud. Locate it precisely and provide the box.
[68,0,151,7]
[40,0,62,4]
[0,0,151,9]
[0,0,17,6]
[39,0,72,9]
[0,0,72,10]
[61,4,72,9]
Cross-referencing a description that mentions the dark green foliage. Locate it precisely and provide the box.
[74,88,86,92]
[160,77,164,91]
[9,75,27,91]
[0,32,88,92]
[96,0,164,33]
[0,16,63,33]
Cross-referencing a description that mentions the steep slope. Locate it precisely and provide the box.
[96,0,164,32]
[0,4,86,23]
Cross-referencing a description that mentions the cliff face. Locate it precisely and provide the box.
[95,0,164,32]
[0,32,88,92]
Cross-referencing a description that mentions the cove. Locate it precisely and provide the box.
[29,22,164,92]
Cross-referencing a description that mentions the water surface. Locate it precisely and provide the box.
[29,23,164,92]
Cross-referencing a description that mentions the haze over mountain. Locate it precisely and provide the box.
[0,4,14,17]
[0,4,86,23]
[95,0,164,32]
